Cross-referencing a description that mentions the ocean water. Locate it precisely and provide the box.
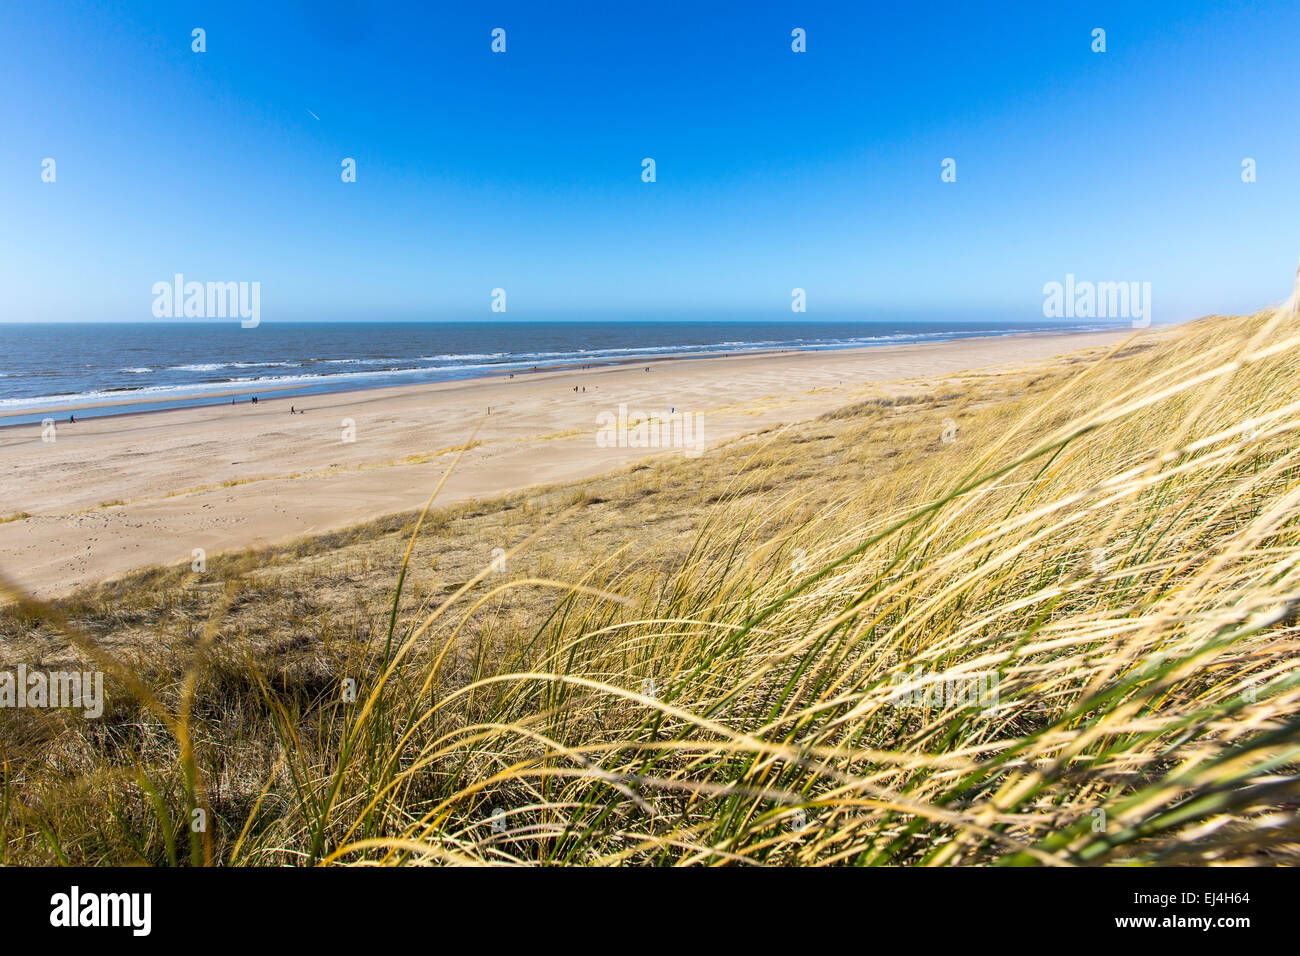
[0,319,1121,426]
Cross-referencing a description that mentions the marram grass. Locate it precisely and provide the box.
[2,308,1299,866]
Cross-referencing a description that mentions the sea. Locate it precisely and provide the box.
[0,319,1124,426]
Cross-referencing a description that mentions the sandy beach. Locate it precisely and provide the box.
[0,329,1135,598]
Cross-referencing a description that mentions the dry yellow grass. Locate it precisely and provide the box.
[1,309,1297,866]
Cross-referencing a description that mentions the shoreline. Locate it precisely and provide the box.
[0,326,1137,426]
[0,347,799,426]
[0,326,1145,598]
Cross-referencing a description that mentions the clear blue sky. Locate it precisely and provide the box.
[3,0,1298,323]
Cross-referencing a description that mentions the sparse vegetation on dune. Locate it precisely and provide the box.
[2,309,1299,865]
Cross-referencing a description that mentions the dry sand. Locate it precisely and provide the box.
[0,329,1136,597]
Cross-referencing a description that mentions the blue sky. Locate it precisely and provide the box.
[2,0,1299,323]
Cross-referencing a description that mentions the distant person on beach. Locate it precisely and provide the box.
[290,406,295,414]
[68,414,75,424]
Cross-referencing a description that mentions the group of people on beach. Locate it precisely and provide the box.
[228,394,309,413]
[229,395,307,412]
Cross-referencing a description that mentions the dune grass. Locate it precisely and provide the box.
[1,308,1298,865]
